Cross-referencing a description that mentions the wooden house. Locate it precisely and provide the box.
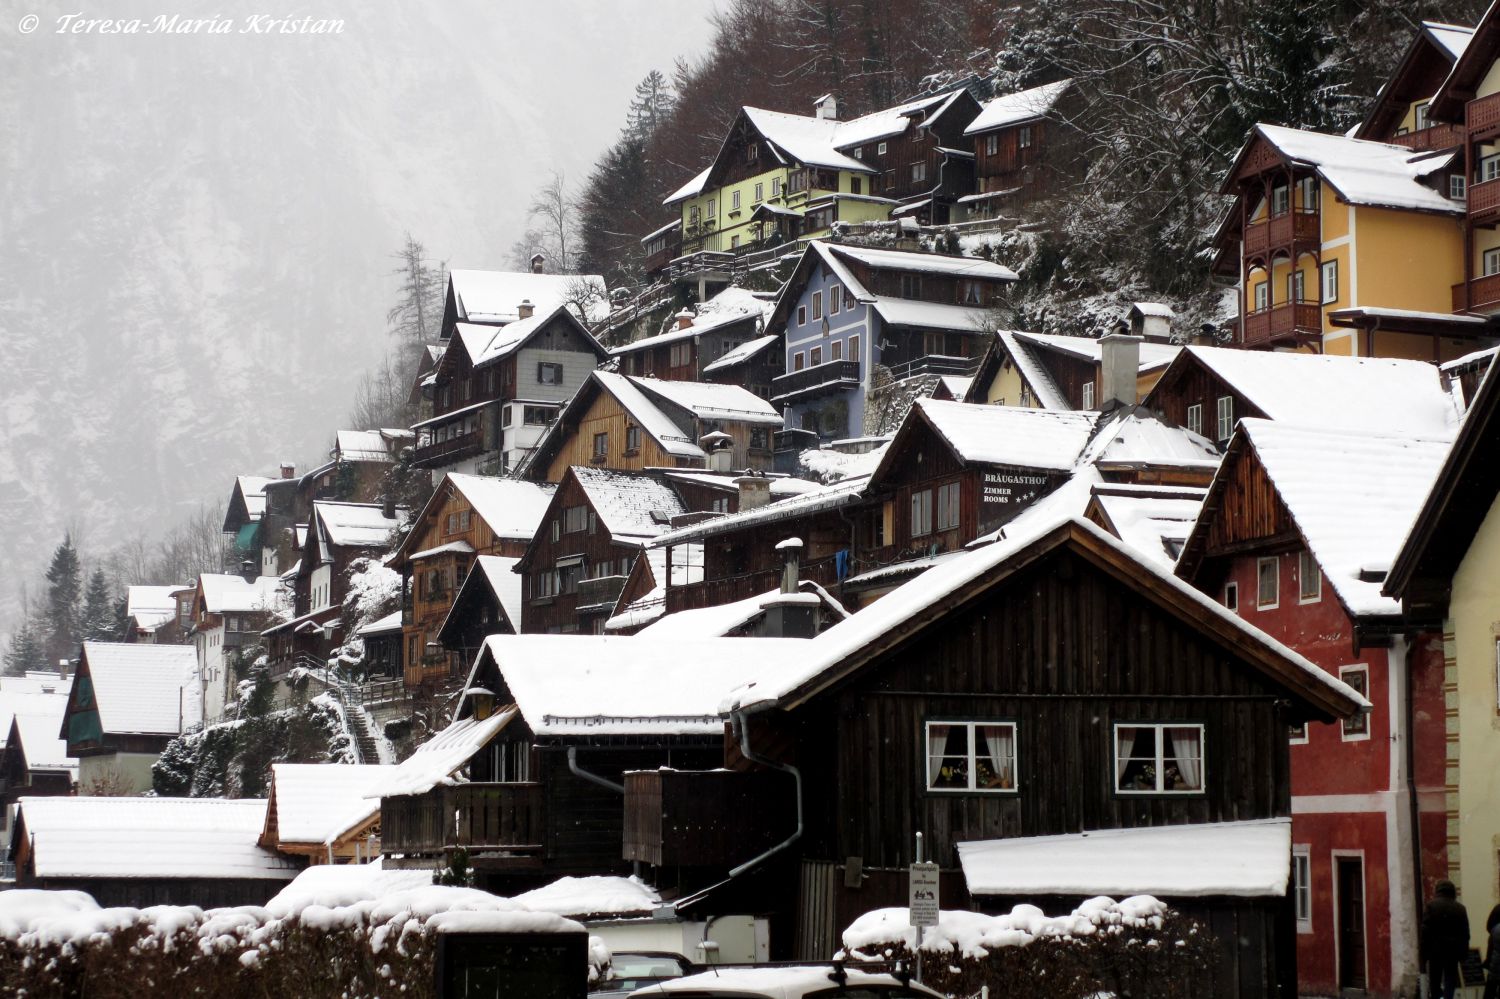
[965,329,1181,410]
[330,428,413,498]
[262,501,404,675]
[259,763,390,865]
[122,584,191,644]
[188,573,285,721]
[1175,419,1453,996]
[0,686,76,840]
[8,796,296,907]
[435,555,523,665]
[516,467,687,635]
[522,371,782,483]
[222,474,275,574]
[354,611,403,681]
[611,287,771,386]
[962,78,1080,219]
[768,242,1016,441]
[1386,360,1500,969]
[389,473,555,690]
[413,303,609,477]
[621,510,1368,992]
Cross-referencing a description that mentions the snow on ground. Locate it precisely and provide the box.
[841,897,1168,960]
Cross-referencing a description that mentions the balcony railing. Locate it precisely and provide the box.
[623,769,795,868]
[770,358,861,403]
[880,353,981,382]
[1452,272,1500,313]
[668,250,735,281]
[1241,301,1322,345]
[1242,210,1319,258]
[1469,92,1500,136]
[382,783,545,858]
[413,429,484,468]
[1389,123,1464,152]
[576,574,627,611]
[1470,177,1500,222]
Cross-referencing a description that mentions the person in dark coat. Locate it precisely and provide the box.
[1423,880,1471,999]
[1487,903,1500,999]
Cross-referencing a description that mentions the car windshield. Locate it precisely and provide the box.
[609,955,689,980]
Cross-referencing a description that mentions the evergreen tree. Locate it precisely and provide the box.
[3,617,49,676]
[625,70,675,141]
[112,594,131,641]
[43,536,83,666]
[576,135,654,284]
[81,568,115,641]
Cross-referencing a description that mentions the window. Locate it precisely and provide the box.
[550,520,560,543]
[810,346,823,366]
[911,488,934,537]
[830,340,842,361]
[849,334,860,362]
[563,505,589,534]
[1415,102,1431,130]
[750,426,770,450]
[1271,185,1290,215]
[592,432,608,460]
[1186,403,1203,436]
[850,176,862,195]
[1483,154,1500,182]
[900,274,922,299]
[797,305,807,326]
[1485,248,1500,277]
[812,291,823,320]
[730,234,740,249]
[1451,174,1467,201]
[911,161,928,182]
[1293,848,1312,931]
[830,289,841,315]
[1257,556,1279,610]
[537,362,563,385]
[754,182,763,203]
[500,405,513,428]
[985,134,998,156]
[1289,720,1308,745]
[1081,382,1095,409]
[851,146,863,160]
[1215,395,1234,442]
[1253,282,1269,311]
[1018,125,1033,148]
[845,288,856,310]
[706,198,716,218]
[1223,581,1239,612]
[1298,549,1321,603]
[877,141,887,155]
[1114,724,1205,794]
[731,190,741,211]
[1321,259,1339,304]
[524,405,554,426]
[771,177,781,198]
[959,280,983,306]
[1296,175,1318,211]
[793,351,805,371]
[936,481,960,531]
[1340,666,1370,739]
[1288,269,1305,304]
[625,425,641,454]
[926,721,1017,792]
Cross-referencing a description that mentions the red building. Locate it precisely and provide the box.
[1176,418,1452,996]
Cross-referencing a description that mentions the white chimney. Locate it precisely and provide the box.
[735,474,772,510]
[814,94,838,121]
[518,299,535,320]
[675,309,695,330]
[1099,332,1144,409]
[280,463,296,479]
[1129,302,1175,342]
[530,253,545,274]
[701,430,734,472]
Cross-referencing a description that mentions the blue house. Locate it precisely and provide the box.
[766,242,1017,439]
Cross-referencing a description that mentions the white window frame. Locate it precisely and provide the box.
[1415,102,1431,130]
[1483,154,1500,183]
[911,488,934,538]
[924,720,1018,793]
[1018,125,1033,149]
[1292,847,1313,933]
[731,190,741,211]
[1298,549,1322,604]
[1252,281,1269,312]
[1081,382,1095,409]
[1485,247,1500,277]
[877,141,887,155]
[1216,395,1235,442]
[1113,723,1206,795]
[1257,556,1280,610]
[1289,268,1305,304]
[1289,719,1309,746]
[1320,259,1339,304]
[936,481,960,532]
[1186,403,1203,437]
[1451,174,1467,201]
[1270,185,1290,215]
[1340,665,1371,741]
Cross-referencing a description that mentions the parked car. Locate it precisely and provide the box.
[624,964,945,998]
[591,951,696,995]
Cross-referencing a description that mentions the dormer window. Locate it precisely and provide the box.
[746,142,759,163]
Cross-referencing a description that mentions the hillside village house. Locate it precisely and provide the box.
[965,324,1182,411]
[0,681,75,840]
[962,78,1078,220]
[258,763,390,866]
[1176,419,1454,996]
[61,642,200,795]
[434,554,523,664]
[122,584,190,644]
[389,472,554,688]
[769,241,1017,440]
[611,287,773,389]
[188,572,285,721]
[222,474,274,574]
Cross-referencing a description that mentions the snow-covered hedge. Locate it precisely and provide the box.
[840,898,1218,999]
[0,883,605,999]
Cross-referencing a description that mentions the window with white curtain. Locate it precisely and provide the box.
[925,721,1017,792]
[1114,723,1205,794]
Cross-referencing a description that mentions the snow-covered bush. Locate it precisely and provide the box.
[330,558,403,674]
[839,898,1218,999]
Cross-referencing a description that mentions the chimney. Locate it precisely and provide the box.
[1099,332,1144,409]
[735,473,772,511]
[759,537,819,638]
[702,430,734,473]
[1129,302,1175,342]
[814,93,839,121]
[382,495,397,520]
[675,308,695,330]
[777,537,802,594]
[239,558,257,583]
[1194,322,1219,347]
[280,463,296,479]
[530,253,545,274]
[518,299,535,320]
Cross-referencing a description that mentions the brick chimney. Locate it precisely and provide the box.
[518,299,535,320]
[735,473,772,511]
[530,253,545,274]
[675,308,695,330]
[1099,332,1144,409]
[280,463,296,479]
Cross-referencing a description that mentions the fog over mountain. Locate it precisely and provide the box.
[0,1,717,630]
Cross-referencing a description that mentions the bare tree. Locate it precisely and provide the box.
[526,170,577,272]
[347,351,415,430]
[387,233,446,348]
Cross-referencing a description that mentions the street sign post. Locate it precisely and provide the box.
[908,832,939,985]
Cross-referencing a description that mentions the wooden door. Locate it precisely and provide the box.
[1337,856,1367,991]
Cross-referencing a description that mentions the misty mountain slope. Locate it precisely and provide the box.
[0,1,716,628]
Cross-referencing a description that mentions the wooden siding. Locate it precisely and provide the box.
[543,391,678,483]
[622,768,795,867]
[1201,447,1297,557]
[1145,357,1270,444]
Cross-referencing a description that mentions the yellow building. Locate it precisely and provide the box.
[1388,356,1500,953]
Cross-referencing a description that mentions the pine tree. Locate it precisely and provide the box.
[625,70,675,141]
[81,569,115,641]
[386,233,445,348]
[43,536,83,666]
[3,618,49,677]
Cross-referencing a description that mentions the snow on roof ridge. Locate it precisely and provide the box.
[965,78,1071,135]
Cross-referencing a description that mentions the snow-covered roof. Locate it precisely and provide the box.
[650,475,872,547]
[0,677,70,755]
[991,330,1068,410]
[448,269,609,326]
[900,398,1099,472]
[1082,407,1221,470]
[313,501,403,551]
[936,375,973,398]
[636,582,849,639]
[1425,19,1474,61]
[832,89,963,148]
[514,876,661,919]
[125,585,180,619]
[334,429,400,463]
[1243,124,1461,215]
[701,334,780,374]
[78,642,200,736]
[570,467,688,543]
[454,303,602,368]
[437,555,523,640]
[601,545,706,633]
[591,371,705,459]
[368,709,517,799]
[1012,330,1181,372]
[408,540,476,561]
[957,818,1291,898]
[1089,486,1205,568]
[843,897,1167,960]
[965,79,1072,134]
[10,700,77,773]
[874,299,994,331]
[1232,419,1454,616]
[479,634,806,737]
[16,796,297,881]
[233,475,272,521]
[721,488,1371,718]
[198,573,285,614]
[266,763,391,846]
[633,376,783,425]
[1168,345,1460,435]
[356,609,403,637]
[445,473,557,541]
[613,287,770,358]
[828,244,1018,281]
[1131,301,1175,319]
[742,106,871,173]
[662,166,711,205]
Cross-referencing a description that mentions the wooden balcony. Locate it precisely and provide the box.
[1388,123,1465,153]
[382,783,544,864]
[412,429,484,469]
[1452,272,1500,314]
[575,574,627,610]
[1469,91,1500,138]
[1241,302,1322,346]
[623,769,794,868]
[770,358,861,404]
[1242,210,1319,260]
[1469,177,1500,226]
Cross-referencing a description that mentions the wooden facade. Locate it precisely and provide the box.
[1142,351,1270,447]
[541,388,681,483]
